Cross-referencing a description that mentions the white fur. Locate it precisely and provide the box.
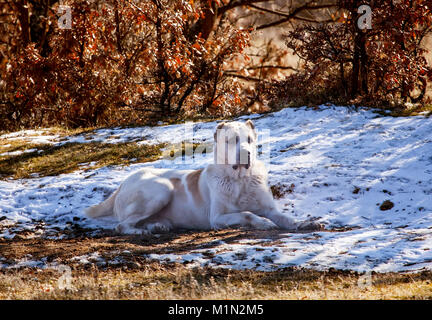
[85,121,322,234]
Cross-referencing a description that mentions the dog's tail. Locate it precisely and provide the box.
[85,188,120,218]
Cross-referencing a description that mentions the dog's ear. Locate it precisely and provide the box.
[214,122,226,141]
[245,119,255,130]
[217,122,226,130]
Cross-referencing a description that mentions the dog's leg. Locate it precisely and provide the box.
[136,217,172,234]
[145,222,171,234]
[114,172,175,235]
[263,208,322,231]
[255,191,322,232]
[209,200,275,230]
[211,211,277,230]
[115,214,151,235]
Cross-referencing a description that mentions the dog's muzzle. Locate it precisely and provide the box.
[232,151,251,170]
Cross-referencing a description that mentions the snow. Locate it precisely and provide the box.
[0,105,431,272]
[0,130,60,145]
[70,252,107,267]
[0,148,38,157]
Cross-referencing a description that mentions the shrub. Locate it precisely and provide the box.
[266,0,432,109]
[0,0,250,130]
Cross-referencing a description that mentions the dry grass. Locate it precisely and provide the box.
[0,264,431,300]
[161,141,213,160]
[0,131,211,180]
[1,231,431,300]
[374,103,432,117]
[0,141,164,179]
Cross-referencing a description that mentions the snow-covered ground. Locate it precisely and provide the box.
[1,105,431,272]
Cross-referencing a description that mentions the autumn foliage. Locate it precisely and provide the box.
[267,0,432,109]
[1,0,432,131]
[0,0,250,130]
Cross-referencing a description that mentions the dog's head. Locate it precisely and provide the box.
[213,120,257,171]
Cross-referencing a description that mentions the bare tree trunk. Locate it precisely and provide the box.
[350,0,369,98]
[188,0,218,41]
[359,31,368,95]
[351,30,360,98]
[15,0,31,46]
[340,61,347,97]
[198,0,218,40]
[154,2,171,115]
[114,0,123,54]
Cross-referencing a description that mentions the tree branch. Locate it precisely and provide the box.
[225,65,298,73]
[224,72,270,82]
[253,2,338,30]
[218,0,269,16]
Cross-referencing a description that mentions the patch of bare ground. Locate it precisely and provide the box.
[0,225,364,266]
[0,229,295,265]
[0,229,431,299]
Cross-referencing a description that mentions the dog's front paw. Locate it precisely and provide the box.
[296,221,324,232]
[140,229,152,238]
[146,222,170,234]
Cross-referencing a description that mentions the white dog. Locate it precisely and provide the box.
[85,120,322,234]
